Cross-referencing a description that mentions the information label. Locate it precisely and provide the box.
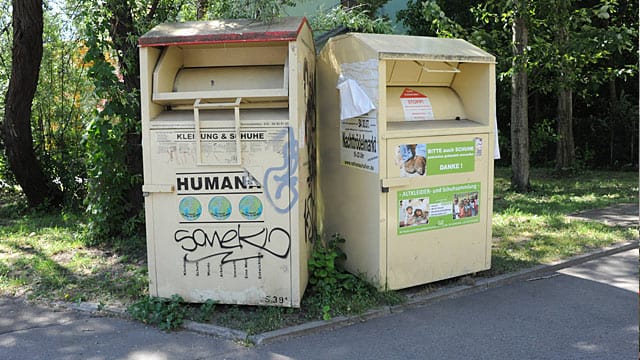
[151,128,285,167]
[340,116,379,173]
[397,182,480,235]
[400,88,434,121]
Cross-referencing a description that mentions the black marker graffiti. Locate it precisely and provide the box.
[175,224,291,278]
[303,58,317,244]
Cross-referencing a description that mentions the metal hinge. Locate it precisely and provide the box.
[381,178,410,193]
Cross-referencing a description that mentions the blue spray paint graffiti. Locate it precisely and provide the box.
[263,127,299,213]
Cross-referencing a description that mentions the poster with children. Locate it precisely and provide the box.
[398,182,480,235]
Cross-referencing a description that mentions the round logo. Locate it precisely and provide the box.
[208,196,232,220]
[238,195,263,220]
[179,197,202,221]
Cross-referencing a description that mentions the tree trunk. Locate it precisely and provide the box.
[510,9,530,192]
[608,79,617,167]
[197,0,208,20]
[106,0,144,220]
[555,86,574,171]
[554,0,575,172]
[1,0,62,207]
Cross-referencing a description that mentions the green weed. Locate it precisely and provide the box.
[305,234,404,320]
[128,295,187,331]
[192,299,217,322]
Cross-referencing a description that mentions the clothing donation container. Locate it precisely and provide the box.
[138,17,316,306]
[317,33,496,290]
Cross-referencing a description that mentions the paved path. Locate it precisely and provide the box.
[0,298,245,360]
[1,249,636,360]
[236,249,638,360]
[567,203,638,227]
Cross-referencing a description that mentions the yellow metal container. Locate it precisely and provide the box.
[138,17,316,306]
[317,33,496,290]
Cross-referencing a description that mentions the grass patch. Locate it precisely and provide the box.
[208,305,300,335]
[493,167,638,214]
[0,189,148,305]
[0,168,636,332]
[487,167,638,276]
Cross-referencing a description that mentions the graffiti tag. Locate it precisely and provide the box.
[263,127,299,213]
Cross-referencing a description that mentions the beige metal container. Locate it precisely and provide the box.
[138,17,316,307]
[316,33,496,290]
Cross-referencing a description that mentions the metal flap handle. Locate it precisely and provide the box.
[193,98,242,166]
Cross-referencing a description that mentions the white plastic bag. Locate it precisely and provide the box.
[336,75,376,120]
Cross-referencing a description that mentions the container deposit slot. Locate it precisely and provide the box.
[151,44,290,165]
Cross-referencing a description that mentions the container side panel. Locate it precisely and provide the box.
[291,23,316,303]
[317,39,383,285]
[485,63,496,268]
[140,46,163,296]
[451,63,492,126]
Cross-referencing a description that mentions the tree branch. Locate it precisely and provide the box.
[146,0,160,22]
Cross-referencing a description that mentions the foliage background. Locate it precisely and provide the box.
[0,0,636,245]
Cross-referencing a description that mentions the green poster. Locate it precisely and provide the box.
[395,138,481,177]
[398,182,481,235]
[425,141,476,175]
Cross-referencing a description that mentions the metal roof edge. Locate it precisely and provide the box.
[138,16,308,47]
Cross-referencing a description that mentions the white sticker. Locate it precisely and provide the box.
[340,116,378,174]
[400,88,434,121]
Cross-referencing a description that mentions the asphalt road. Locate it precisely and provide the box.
[229,249,639,360]
[0,249,637,360]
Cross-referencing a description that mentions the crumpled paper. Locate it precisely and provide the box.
[336,75,376,120]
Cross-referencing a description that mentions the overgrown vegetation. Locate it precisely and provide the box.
[304,234,403,321]
[209,305,299,335]
[309,3,393,35]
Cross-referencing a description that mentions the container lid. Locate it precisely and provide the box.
[139,16,307,47]
[336,33,495,63]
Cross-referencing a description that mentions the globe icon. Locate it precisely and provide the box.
[208,196,232,220]
[179,197,202,221]
[239,195,263,220]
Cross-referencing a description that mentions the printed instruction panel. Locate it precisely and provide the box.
[398,182,481,235]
